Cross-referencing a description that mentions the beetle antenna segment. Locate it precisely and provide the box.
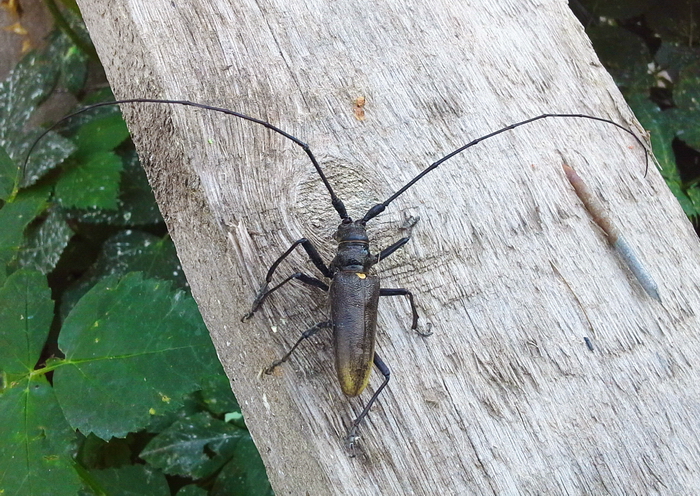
[360,113,651,223]
[22,98,350,220]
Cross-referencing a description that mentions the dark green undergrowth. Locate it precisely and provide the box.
[575,0,700,223]
[0,10,272,496]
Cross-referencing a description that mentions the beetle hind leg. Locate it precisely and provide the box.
[345,353,391,456]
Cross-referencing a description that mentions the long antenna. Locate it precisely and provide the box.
[361,113,650,223]
[22,98,350,219]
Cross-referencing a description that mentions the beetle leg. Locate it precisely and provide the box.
[264,238,333,280]
[264,321,333,374]
[376,216,419,262]
[380,287,432,336]
[242,272,329,321]
[346,353,391,456]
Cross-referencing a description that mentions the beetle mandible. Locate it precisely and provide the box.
[25,98,650,453]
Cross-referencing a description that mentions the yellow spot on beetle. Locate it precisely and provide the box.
[356,273,366,279]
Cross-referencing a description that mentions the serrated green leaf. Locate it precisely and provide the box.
[88,465,169,496]
[0,187,49,267]
[200,374,240,416]
[16,209,74,274]
[0,50,60,157]
[54,272,221,439]
[0,376,81,496]
[211,434,273,496]
[55,151,123,209]
[69,149,163,226]
[72,113,130,157]
[0,146,17,200]
[61,45,89,95]
[60,230,186,318]
[18,129,76,188]
[141,411,247,478]
[0,270,53,374]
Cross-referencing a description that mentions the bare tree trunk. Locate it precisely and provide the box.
[75,0,700,494]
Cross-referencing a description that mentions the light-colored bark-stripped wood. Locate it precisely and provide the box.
[76,0,700,493]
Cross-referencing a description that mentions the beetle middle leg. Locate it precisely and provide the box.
[345,353,391,456]
[264,321,333,374]
[379,288,432,336]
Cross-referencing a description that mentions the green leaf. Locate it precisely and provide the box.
[0,376,82,496]
[211,434,274,496]
[176,485,209,496]
[61,45,89,95]
[19,129,77,188]
[141,411,247,479]
[60,230,186,318]
[655,42,698,77]
[72,112,130,157]
[586,25,653,92]
[0,146,17,200]
[672,63,700,149]
[69,149,163,226]
[0,270,53,374]
[0,50,60,158]
[666,179,698,218]
[0,32,77,189]
[55,151,123,209]
[626,93,676,173]
[200,374,240,416]
[16,209,74,274]
[76,433,133,470]
[88,465,169,496]
[54,272,221,439]
[0,187,49,268]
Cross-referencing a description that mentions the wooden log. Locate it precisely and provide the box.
[75,0,700,493]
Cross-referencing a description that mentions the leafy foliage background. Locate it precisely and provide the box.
[0,0,698,495]
[574,0,700,224]
[0,5,273,496]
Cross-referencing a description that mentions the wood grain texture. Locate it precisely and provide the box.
[76,0,700,493]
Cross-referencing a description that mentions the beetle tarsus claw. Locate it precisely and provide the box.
[345,427,360,457]
[415,322,433,337]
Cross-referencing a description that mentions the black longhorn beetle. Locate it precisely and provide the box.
[24,98,649,454]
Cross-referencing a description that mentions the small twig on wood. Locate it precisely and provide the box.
[562,164,660,302]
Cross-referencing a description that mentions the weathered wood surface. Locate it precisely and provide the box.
[76,0,700,493]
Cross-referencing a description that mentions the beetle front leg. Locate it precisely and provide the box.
[345,353,391,456]
[264,321,333,374]
[243,237,332,321]
[380,287,432,336]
